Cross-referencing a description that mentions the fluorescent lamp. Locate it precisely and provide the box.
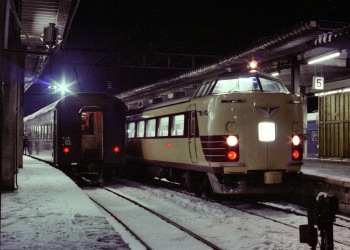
[271,72,279,76]
[307,51,340,65]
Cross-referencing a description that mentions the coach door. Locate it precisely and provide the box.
[188,105,198,163]
[80,107,103,160]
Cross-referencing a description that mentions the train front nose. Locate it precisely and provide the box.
[243,93,303,171]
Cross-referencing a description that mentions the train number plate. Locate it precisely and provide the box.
[264,171,282,184]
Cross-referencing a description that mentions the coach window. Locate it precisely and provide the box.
[43,125,47,139]
[171,114,185,136]
[158,117,169,137]
[146,119,156,137]
[81,113,94,135]
[127,122,135,138]
[37,126,41,139]
[48,123,52,140]
[137,120,145,137]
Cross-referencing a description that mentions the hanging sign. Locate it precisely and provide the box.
[312,76,324,90]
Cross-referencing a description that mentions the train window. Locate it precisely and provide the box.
[146,119,156,137]
[201,82,211,95]
[37,126,41,139]
[137,120,145,137]
[212,77,260,94]
[81,112,95,135]
[194,84,206,97]
[171,114,185,136]
[127,122,135,138]
[259,77,288,93]
[158,117,169,137]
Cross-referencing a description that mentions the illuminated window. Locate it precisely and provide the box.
[137,120,145,137]
[81,113,94,135]
[212,77,260,94]
[146,119,156,137]
[127,122,135,138]
[171,114,184,136]
[158,117,169,137]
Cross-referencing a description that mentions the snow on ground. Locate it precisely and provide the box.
[1,156,129,250]
[87,184,310,249]
[302,158,350,182]
[1,156,350,249]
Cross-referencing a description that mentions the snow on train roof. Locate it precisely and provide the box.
[24,99,59,122]
[24,92,124,122]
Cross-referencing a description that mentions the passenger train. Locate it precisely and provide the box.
[125,64,304,195]
[24,92,126,183]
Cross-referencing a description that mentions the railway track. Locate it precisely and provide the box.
[117,177,350,249]
[85,187,221,250]
[222,200,350,249]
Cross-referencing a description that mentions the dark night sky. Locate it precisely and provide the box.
[24,0,350,115]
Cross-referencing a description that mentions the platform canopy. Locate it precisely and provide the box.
[117,20,350,104]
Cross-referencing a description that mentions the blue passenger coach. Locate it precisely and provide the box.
[24,92,126,182]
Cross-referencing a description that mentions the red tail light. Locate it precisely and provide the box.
[113,146,120,153]
[292,150,300,159]
[63,147,70,153]
[227,150,238,161]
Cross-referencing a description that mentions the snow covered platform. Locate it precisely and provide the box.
[302,158,350,215]
[1,156,130,250]
[1,157,350,249]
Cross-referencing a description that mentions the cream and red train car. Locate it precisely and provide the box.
[125,70,303,195]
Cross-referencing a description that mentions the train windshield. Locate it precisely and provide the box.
[211,75,289,94]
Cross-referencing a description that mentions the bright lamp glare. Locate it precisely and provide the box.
[248,60,258,69]
[307,51,340,65]
[49,77,76,95]
[292,135,300,146]
[59,84,68,92]
[226,135,238,146]
[258,122,276,142]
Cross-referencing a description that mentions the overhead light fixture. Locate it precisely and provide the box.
[271,72,279,77]
[307,51,341,65]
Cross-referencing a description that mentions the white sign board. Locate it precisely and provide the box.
[312,76,324,90]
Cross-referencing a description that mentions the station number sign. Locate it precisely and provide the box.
[312,76,324,90]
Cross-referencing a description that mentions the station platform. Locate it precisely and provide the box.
[1,157,349,249]
[302,158,350,184]
[301,158,350,215]
[1,156,130,250]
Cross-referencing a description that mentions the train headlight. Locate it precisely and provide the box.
[292,135,301,145]
[248,60,258,72]
[258,122,276,142]
[226,135,238,146]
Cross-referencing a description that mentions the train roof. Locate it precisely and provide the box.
[24,92,124,121]
[127,96,192,115]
